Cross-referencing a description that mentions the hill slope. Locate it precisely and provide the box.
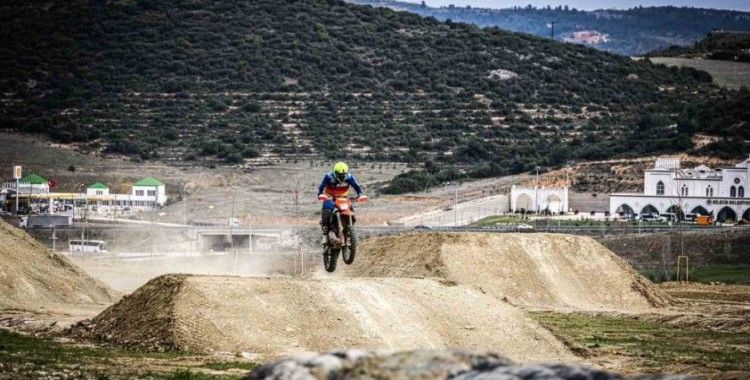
[648,31,750,62]
[0,0,745,170]
[352,1,750,56]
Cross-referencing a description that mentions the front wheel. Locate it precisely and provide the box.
[323,246,339,272]
[342,225,356,265]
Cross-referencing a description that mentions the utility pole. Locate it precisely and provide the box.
[535,166,540,214]
[51,227,57,253]
[13,165,22,214]
[550,21,556,39]
[454,188,458,226]
[15,178,19,214]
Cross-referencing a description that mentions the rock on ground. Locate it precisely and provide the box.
[246,350,691,380]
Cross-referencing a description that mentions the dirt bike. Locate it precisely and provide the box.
[320,195,366,272]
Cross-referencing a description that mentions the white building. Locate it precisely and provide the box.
[609,156,750,222]
[1,174,167,217]
[510,185,569,214]
[130,177,167,206]
[84,177,167,215]
[86,182,110,196]
[1,173,50,196]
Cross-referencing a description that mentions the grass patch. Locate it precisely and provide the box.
[641,264,750,284]
[530,311,750,375]
[0,329,255,379]
[471,215,667,228]
[471,215,524,226]
[690,264,750,284]
[200,361,260,371]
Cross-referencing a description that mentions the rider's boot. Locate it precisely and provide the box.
[321,208,331,245]
[321,226,329,245]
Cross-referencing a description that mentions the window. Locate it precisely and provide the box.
[706,186,712,197]
[730,186,737,197]
[135,190,144,196]
[96,190,103,195]
[656,181,665,195]
[740,186,745,198]
[681,185,688,196]
[147,190,156,196]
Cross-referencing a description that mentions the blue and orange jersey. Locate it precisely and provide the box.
[318,172,364,197]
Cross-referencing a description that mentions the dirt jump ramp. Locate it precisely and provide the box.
[339,232,671,311]
[0,219,119,313]
[74,274,578,362]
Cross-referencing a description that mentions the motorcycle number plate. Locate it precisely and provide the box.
[339,203,349,210]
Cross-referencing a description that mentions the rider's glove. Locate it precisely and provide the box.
[357,194,369,203]
[318,194,329,202]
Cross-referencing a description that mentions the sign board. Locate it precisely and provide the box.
[13,166,22,179]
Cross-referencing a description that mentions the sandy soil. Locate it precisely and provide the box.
[0,219,119,315]
[338,232,672,311]
[71,274,579,363]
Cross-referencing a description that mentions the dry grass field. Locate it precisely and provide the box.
[649,57,750,90]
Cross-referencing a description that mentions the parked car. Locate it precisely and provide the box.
[639,213,664,222]
[516,223,534,230]
[414,225,431,230]
[660,213,679,222]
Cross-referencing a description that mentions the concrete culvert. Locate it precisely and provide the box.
[71,274,578,362]
[338,232,672,311]
[0,218,120,314]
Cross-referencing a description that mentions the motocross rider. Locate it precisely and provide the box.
[317,162,367,241]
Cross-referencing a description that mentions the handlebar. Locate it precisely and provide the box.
[318,195,368,203]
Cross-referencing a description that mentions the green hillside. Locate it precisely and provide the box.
[352,1,750,56]
[648,31,750,62]
[0,0,746,177]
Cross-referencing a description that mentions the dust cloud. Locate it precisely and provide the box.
[68,226,314,293]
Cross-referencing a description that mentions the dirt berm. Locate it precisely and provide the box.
[339,232,671,311]
[0,219,119,313]
[72,274,578,362]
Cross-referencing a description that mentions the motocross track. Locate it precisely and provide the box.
[71,274,578,362]
[338,232,671,311]
[0,219,119,314]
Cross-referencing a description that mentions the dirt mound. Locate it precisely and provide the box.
[72,274,577,362]
[340,233,671,311]
[0,219,119,313]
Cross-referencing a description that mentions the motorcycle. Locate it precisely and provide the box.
[320,195,367,272]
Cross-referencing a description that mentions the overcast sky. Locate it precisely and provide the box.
[403,0,750,11]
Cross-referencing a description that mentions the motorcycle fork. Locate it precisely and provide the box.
[335,213,346,246]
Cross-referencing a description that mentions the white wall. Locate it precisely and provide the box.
[86,188,110,196]
[510,186,568,213]
[132,185,167,205]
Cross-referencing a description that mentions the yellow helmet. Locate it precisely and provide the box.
[333,162,348,181]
